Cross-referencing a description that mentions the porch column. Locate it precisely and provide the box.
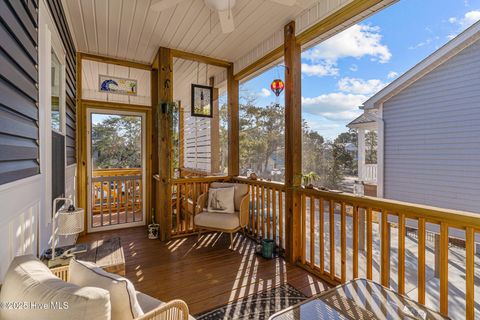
[284,21,302,263]
[154,47,173,241]
[357,128,366,181]
[227,65,239,176]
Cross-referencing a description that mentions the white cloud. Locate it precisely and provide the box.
[337,77,387,95]
[387,71,398,79]
[408,36,439,50]
[301,62,339,77]
[302,93,366,121]
[449,10,480,28]
[303,24,391,64]
[259,88,271,97]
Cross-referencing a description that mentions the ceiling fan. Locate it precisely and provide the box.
[151,0,314,34]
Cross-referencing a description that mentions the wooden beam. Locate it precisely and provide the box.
[284,21,302,263]
[227,65,239,176]
[155,47,174,241]
[171,49,232,68]
[80,52,152,70]
[296,0,388,46]
[233,0,390,81]
[178,102,184,170]
[209,77,220,174]
[151,67,159,225]
[233,46,284,81]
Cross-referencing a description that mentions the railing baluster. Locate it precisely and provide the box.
[273,189,277,246]
[366,207,373,280]
[310,196,315,269]
[175,184,180,234]
[108,179,112,225]
[466,227,475,320]
[279,190,283,249]
[249,185,254,234]
[267,187,271,239]
[353,205,359,279]
[439,222,449,316]
[301,194,306,265]
[398,213,405,295]
[100,180,104,226]
[381,210,390,287]
[132,177,136,222]
[117,180,120,225]
[319,198,324,274]
[261,186,265,238]
[418,217,426,304]
[329,200,335,280]
[341,202,346,283]
[255,184,260,237]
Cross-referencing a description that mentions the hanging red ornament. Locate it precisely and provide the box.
[270,79,284,97]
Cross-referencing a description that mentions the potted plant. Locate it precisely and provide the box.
[148,208,160,239]
[302,171,319,189]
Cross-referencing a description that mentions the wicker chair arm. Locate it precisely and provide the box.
[135,299,190,320]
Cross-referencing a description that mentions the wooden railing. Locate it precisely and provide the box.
[171,176,229,236]
[91,168,142,227]
[297,187,479,319]
[231,178,479,319]
[234,177,286,251]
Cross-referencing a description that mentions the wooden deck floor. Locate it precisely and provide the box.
[78,227,330,315]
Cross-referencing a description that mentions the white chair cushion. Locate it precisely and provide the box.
[69,259,143,320]
[194,211,240,230]
[0,255,111,320]
[136,292,196,320]
[207,187,235,213]
[210,182,249,211]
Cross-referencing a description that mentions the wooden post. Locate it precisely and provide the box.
[179,102,184,170]
[151,67,159,226]
[209,77,220,174]
[155,47,173,241]
[227,66,239,176]
[284,21,302,263]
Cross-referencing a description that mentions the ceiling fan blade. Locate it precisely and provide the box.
[268,0,297,6]
[217,9,235,34]
[151,0,187,12]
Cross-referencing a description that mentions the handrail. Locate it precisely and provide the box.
[233,176,286,189]
[300,187,480,230]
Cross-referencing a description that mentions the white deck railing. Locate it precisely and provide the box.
[362,164,377,182]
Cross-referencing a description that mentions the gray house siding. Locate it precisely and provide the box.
[383,39,480,213]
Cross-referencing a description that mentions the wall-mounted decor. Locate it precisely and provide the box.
[99,75,137,95]
[191,84,213,118]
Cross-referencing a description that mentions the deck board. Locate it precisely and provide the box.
[78,227,330,315]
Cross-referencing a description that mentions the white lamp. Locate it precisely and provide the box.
[51,197,85,260]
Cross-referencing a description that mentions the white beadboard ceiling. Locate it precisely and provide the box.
[64,0,316,64]
[65,0,395,106]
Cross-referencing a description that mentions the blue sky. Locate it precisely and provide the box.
[240,0,480,140]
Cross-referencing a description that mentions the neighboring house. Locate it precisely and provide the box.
[349,20,480,216]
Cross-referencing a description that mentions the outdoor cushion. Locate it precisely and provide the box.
[69,259,143,320]
[194,211,240,230]
[210,182,249,211]
[0,255,111,320]
[207,187,235,213]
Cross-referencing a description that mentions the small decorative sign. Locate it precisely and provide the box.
[99,75,137,95]
[191,84,213,118]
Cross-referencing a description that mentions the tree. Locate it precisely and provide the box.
[92,116,141,169]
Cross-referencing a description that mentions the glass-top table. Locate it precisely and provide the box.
[269,279,449,320]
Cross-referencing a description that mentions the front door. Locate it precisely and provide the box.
[86,108,146,232]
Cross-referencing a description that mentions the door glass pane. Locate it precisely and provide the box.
[90,113,143,228]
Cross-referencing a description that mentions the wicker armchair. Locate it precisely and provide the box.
[193,182,250,248]
[51,266,190,320]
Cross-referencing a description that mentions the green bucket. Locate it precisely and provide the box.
[262,239,275,259]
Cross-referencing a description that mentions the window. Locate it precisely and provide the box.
[51,50,64,133]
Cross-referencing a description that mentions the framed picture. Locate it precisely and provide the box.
[191,84,213,118]
[99,75,137,95]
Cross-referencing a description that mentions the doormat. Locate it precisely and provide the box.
[195,284,306,320]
